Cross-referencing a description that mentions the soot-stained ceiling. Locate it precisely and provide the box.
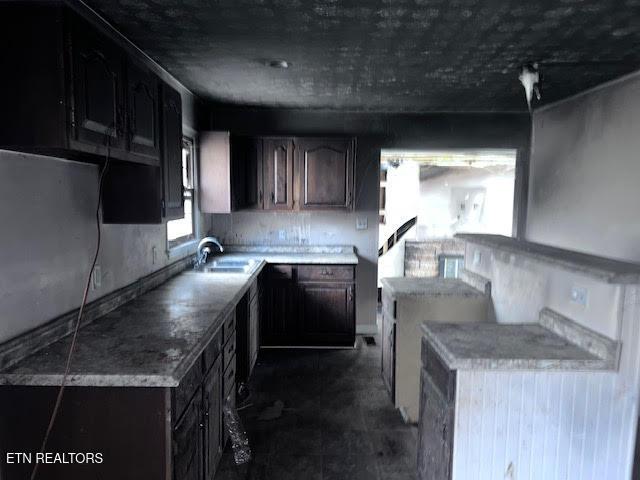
[85,0,640,112]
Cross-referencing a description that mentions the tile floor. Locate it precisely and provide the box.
[215,336,418,480]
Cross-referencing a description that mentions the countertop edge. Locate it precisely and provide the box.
[421,322,615,372]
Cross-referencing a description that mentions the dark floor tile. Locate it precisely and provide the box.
[322,455,381,480]
[322,429,375,456]
[370,429,418,477]
[317,404,367,431]
[362,404,411,430]
[270,427,322,456]
[265,455,322,480]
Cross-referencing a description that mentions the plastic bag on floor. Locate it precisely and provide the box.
[223,401,252,465]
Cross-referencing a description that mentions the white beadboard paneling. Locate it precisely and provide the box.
[452,366,637,480]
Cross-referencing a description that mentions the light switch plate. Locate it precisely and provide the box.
[356,217,368,230]
[473,250,482,265]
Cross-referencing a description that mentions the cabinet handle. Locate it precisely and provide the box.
[259,191,263,204]
[271,192,275,203]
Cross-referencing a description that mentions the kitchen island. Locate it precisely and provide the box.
[418,308,621,480]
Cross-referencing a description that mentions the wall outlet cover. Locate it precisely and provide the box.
[92,265,102,290]
[356,217,368,230]
[570,286,588,306]
[278,230,286,240]
[473,250,482,265]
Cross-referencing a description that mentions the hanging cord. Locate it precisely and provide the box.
[30,124,115,480]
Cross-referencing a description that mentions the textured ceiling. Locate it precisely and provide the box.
[86,0,640,112]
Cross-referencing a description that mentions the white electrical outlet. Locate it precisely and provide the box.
[92,265,102,290]
[278,230,286,241]
[356,217,368,230]
[570,286,588,306]
[473,250,482,265]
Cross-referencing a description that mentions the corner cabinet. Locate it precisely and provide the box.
[0,3,184,224]
[295,138,354,209]
[261,264,356,347]
[199,135,355,213]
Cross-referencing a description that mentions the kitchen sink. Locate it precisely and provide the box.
[196,259,258,274]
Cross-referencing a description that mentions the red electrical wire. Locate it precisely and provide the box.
[30,127,113,480]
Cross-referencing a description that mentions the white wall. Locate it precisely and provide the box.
[527,71,640,263]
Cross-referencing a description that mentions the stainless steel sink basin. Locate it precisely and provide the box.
[196,259,258,274]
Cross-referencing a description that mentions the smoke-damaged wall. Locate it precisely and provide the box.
[527,71,640,262]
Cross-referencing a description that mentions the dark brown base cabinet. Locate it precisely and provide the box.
[417,340,456,480]
[0,316,235,480]
[235,279,261,386]
[261,265,356,347]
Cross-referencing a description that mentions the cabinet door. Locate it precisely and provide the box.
[263,138,294,210]
[231,136,264,210]
[296,138,354,209]
[203,357,223,480]
[298,282,355,347]
[417,370,454,480]
[262,272,297,345]
[161,83,184,220]
[173,389,203,480]
[70,17,126,151]
[381,312,395,401]
[249,294,259,373]
[127,61,161,163]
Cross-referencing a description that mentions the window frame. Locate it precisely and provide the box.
[167,134,199,254]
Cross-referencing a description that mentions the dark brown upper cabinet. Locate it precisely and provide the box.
[0,5,162,167]
[127,61,161,161]
[70,16,127,153]
[264,138,295,210]
[295,138,354,210]
[161,84,184,220]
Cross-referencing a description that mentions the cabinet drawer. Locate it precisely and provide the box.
[223,355,236,399]
[173,360,203,424]
[224,333,236,370]
[298,265,354,281]
[224,311,236,342]
[202,328,223,374]
[269,264,293,279]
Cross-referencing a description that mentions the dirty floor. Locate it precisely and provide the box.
[215,336,418,480]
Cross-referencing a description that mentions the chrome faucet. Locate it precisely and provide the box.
[195,236,224,268]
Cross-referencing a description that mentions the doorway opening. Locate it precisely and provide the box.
[377,149,517,284]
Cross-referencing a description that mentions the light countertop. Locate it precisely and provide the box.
[421,322,613,371]
[381,277,484,297]
[0,246,358,388]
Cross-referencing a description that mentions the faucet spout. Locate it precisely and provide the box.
[195,236,224,268]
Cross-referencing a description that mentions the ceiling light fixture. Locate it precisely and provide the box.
[269,60,290,69]
[518,63,541,112]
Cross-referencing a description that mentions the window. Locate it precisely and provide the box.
[167,137,196,248]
